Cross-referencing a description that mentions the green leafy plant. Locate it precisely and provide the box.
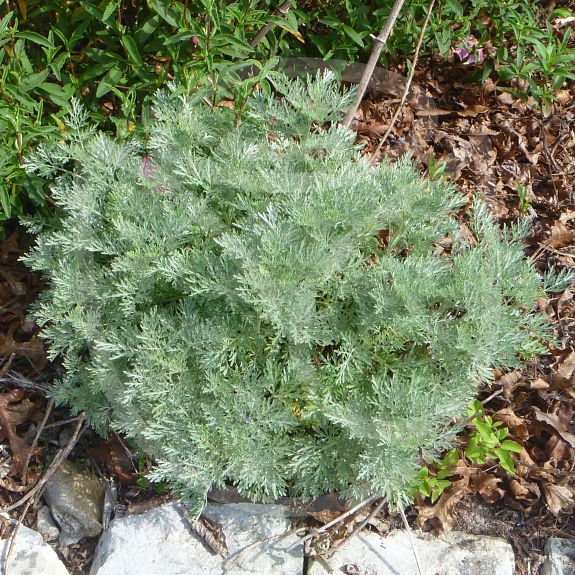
[24,72,555,515]
[465,400,523,473]
[0,0,295,224]
[410,448,458,503]
[290,1,575,111]
[515,181,531,216]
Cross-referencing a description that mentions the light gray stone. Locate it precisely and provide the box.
[90,502,303,575]
[0,520,69,574]
[308,529,515,575]
[43,460,104,546]
[36,505,60,542]
[542,538,575,575]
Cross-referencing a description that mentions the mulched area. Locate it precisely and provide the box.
[350,54,575,574]
[0,55,574,574]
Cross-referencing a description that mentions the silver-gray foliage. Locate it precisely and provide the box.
[24,72,554,513]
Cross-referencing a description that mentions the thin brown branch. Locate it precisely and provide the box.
[3,497,33,575]
[288,494,379,550]
[369,0,436,166]
[2,413,86,513]
[400,507,424,575]
[0,354,15,380]
[250,0,292,48]
[325,497,386,559]
[342,0,406,128]
[21,397,54,484]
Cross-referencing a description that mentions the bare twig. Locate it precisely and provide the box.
[2,413,86,513]
[21,397,53,484]
[369,0,436,166]
[3,497,33,575]
[0,372,51,396]
[0,354,15,380]
[222,527,305,574]
[342,0,406,128]
[3,407,80,575]
[42,415,85,430]
[250,0,292,48]
[400,507,424,575]
[326,497,386,559]
[289,494,379,550]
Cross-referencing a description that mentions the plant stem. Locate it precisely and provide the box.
[342,0,406,128]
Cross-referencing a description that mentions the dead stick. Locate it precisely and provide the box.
[2,413,86,513]
[326,497,386,559]
[21,397,53,484]
[400,507,424,575]
[3,497,33,575]
[288,494,379,550]
[250,0,292,48]
[369,0,436,166]
[342,0,406,128]
[0,354,15,380]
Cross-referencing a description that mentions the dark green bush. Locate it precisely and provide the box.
[24,73,561,513]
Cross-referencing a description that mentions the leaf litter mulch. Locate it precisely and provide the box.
[1,65,575,575]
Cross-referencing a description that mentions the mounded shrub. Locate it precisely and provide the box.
[24,73,558,513]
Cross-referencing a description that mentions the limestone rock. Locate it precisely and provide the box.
[43,460,104,546]
[308,529,515,575]
[0,520,69,575]
[90,501,303,575]
[542,538,575,575]
[36,505,60,542]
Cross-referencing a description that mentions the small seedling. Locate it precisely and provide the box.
[515,181,531,215]
[465,400,523,473]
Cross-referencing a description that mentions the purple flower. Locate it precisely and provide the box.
[141,155,157,180]
[453,36,485,65]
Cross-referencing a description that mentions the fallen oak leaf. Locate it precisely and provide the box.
[0,390,43,479]
[0,406,39,477]
[533,407,575,448]
[543,483,574,516]
[509,478,541,502]
[471,472,504,504]
[415,477,468,534]
[195,515,228,556]
[492,408,529,442]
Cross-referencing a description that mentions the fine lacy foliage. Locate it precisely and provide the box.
[24,72,557,512]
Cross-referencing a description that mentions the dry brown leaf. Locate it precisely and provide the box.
[543,484,574,516]
[456,104,489,117]
[533,407,575,447]
[547,221,575,250]
[0,405,38,477]
[195,515,228,556]
[416,477,468,534]
[471,473,504,503]
[0,389,44,480]
[89,435,138,483]
[512,477,541,500]
[530,378,550,391]
[0,328,46,370]
[496,370,524,400]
